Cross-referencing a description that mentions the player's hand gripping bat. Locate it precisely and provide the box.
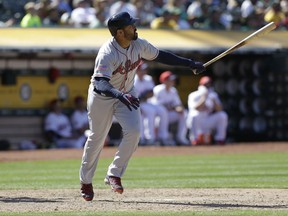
[203,22,277,68]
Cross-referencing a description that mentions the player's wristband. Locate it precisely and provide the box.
[94,77,122,98]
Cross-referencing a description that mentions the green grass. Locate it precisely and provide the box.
[0,151,287,215]
[125,153,288,189]
[1,152,287,189]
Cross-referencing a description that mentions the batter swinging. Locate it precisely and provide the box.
[79,11,205,201]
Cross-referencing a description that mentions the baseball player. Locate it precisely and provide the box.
[134,62,171,145]
[44,99,84,148]
[70,96,89,147]
[151,71,190,145]
[187,76,228,145]
[79,11,205,201]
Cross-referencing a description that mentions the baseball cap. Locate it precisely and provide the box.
[108,12,138,36]
[159,71,177,83]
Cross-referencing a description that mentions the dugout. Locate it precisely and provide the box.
[0,28,287,147]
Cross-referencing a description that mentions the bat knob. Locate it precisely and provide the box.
[192,68,205,75]
[191,61,206,75]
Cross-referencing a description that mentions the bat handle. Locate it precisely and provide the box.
[203,62,210,68]
[203,60,215,68]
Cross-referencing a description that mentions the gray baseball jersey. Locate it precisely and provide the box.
[92,37,158,93]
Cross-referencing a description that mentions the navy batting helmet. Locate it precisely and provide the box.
[107,12,138,36]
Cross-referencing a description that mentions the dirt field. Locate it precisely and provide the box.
[1,142,288,213]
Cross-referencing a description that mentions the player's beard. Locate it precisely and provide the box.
[124,30,138,41]
[132,30,138,40]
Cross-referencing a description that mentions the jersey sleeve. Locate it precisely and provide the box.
[93,52,115,79]
[138,38,159,61]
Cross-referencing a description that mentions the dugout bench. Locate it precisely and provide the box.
[0,116,48,150]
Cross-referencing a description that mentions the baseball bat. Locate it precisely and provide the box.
[203,22,276,68]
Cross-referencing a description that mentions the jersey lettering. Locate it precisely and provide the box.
[112,55,141,75]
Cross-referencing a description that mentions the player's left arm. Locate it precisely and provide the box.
[153,50,205,74]
[138,38,204,74]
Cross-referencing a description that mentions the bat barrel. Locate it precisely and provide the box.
[203,22,276,68]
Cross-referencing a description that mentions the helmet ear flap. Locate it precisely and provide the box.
[110,27,124,37]
[108,26,118,36]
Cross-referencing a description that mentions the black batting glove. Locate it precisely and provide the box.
[118,93,140,111]
[190,61,205,75]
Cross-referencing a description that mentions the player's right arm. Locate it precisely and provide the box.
[94,77,140,111]
[94,77,122,98]
[154,50,205,74]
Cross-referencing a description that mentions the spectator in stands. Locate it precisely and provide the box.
[70,0,100,28]
[150,9,179,30]
[131,0,156,27]
[162,0,187,21]
[202,6,226,30]
[240,0,258,19]
[134,62,171,146]
[0,18,15,27]
[151,0,165,17]
[55,0,73,26]
[60,11,73,26]
[279,10,288,29]
[264,2,286,26]
[151,71,190,145]
[280,0,288,11]
[44,98,84,148]
[36,0,52,22]
[52,0,73,15]
[109,0,137,18]
[246,9,266,30]
[187,76,228,145]
[0,1,20,26]
[170,8,191,29]
[42,3,62,26]
[280,0,288,29]
[92,0,111,27]
[186,0,210,29]
[1,0,287,30]
[70,96,90,147]
[20,2,42,28]
[240,0,266,29]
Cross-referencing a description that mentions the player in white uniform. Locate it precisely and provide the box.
[44,99,83,148]
[134,62,170,145]
[70,96,89,147]
[187,76,228,145]
[151,71,190,145]
[79,11,205,201]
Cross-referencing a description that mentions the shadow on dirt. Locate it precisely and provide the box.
[98,199,288,209]
[0,196,63,203]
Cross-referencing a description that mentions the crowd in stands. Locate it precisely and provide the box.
[0,0,287,30]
